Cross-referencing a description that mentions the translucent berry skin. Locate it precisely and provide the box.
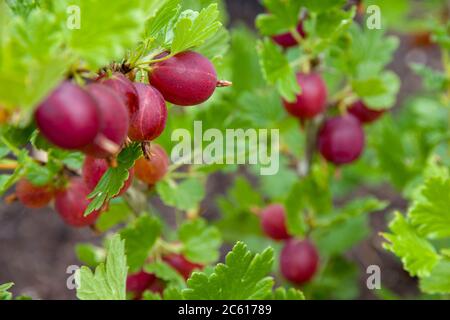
[149,51,217,106]
[134,144,169,185]
[128,83,167,142]
[163,254,203,280]
[283,73,327,119]
[280,239,319,284]
[82,156,134,195]
[16,179,53,209]
[272,23,306,48]
[260,204,290,241]
[99,72,139,115]
[317,114,365,165]
[126,271,164,299]
[54,178,100,227]
[348,100,384,124]
[80,83,130,158]
[35,81,100,149]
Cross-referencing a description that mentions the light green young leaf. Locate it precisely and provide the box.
[271,287,305,300]
[144,261,185,288]
[178,218,221,264]
[183,242,274,299]
[0,282,14,300]
[120,215,162,273]
[382,212,440,277]
[156,178,205,211]
[76,235,127,300]
[171,4,221,54]
[420,260,450,294]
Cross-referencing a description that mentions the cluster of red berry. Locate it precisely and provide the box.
[15,51,217,227]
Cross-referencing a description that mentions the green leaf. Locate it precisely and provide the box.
[382,212,440,277]
[76,234,127,300]
[171,4,222,54]
[256,0,302,35]
[86,143,142,215]
[257,39,300,102]
[96,200,133,232]
[143,0,181,45]
[120,215,162,273]
[64,0,144,69]
[144,261,185,288]
[75,244,106,268]
[156,178,205,211]
[352,71,400,109]
[284,181,306,236]
[271,287,305,300]
[420,260,450,294]
[409,175,450,239]
[411,63,449,92]
[183,242,274,299]
[178,218,221,264]
[0,282,14,300]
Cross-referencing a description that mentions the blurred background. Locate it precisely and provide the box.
[0,0,448,299]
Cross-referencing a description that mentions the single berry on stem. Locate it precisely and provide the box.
[280,239,319,284]
[82,156,134,195]
[163,254,203,280]
[260,204,291,241]
[54,177,101,227]
[317,114,365,165]
[149,51,217,106]
[35,81,100,149]
[128,83,167,142]
[81,83,130,158]
[348,100,385,124]
[283,73,327,119]
[16,178,53,209]
[134,144,169,185]
[272,23,306,48]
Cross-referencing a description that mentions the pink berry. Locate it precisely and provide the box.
[81,83,129,158]
[283,73,327,119]
[280,239,319,284]
[317,114,365,165]
[348,100,384,124]
[35,82,100,149]
[99,72,139,115]
[82,156,133,195]
[54,178,100,227]
[149,51,217,106]
[272,23,306,48]
[260,204,290,241]
[163,254,203,280]
[128,83,167,142]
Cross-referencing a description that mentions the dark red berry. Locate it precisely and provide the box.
[54,178,100,227]
[317,114,365,165]
[35,82,100,149]
[99,72,139,115]
[81,83,129,158]
[134,144,169,185]
[280,239,319,284]
[16,179,53,209]
[163,254,203,280]
[82,156,133,195]
[272,23,306,48]
[283,73,327,119]
[126,271,165,300]
[149,51,217,106]
[128,83,167,142]
[348,100,384,124]
[260,204,290,241]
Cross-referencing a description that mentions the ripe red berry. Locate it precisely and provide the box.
[128,83,167,142]
[163,254,203,280]
[82,156,134,195]
[272,23,306,48]
[283,73,327,119]
[126,271,165,299]
[280,239,319,284]
[15,179,53,209]
[260,204,290,241]
[134,144,169,185]
[149,51,217,106]
[54,178,100,227]
[99,72,139,115]
[317,114,365,165]
[81,83,130,158]
[348,100,384,124]
[35,81,100,149]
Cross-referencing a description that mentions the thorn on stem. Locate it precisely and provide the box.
[216,80,233,87]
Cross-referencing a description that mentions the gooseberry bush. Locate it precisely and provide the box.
[0,0,450,301]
